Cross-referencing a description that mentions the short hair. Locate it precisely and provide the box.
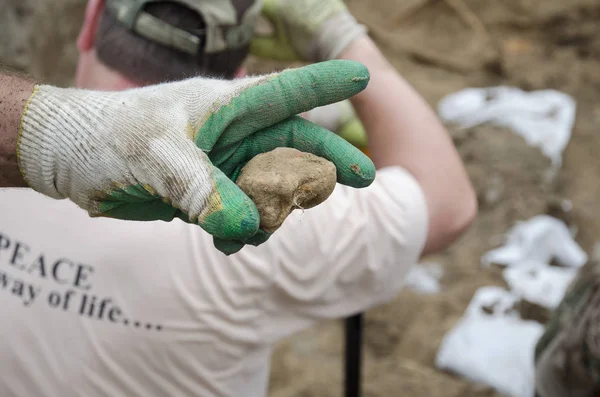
[95,1,249,84]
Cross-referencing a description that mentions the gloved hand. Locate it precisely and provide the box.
[17,60,375,252]
[212,100,371,255]
[250,0,367,62]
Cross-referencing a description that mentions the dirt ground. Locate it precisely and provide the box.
[4,0,600,395]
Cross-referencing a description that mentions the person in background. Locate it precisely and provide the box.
[535,259,600,397]
[0,0,477,396]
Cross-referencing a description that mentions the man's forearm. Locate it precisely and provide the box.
[339,36,476,254]
[0,73,35,187]
[339,36,454,171]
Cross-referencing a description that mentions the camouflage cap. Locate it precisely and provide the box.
[105,0,261,55]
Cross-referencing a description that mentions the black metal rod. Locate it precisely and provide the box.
[344,313,363,397]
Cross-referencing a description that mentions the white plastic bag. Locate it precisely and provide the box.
[436,286,544,397]
[438,87,576,165]
[481,215,587,269]
[503,264,577,310]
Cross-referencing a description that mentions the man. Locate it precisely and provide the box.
[0,0,476,396]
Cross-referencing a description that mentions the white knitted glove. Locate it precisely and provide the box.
[250,0,367,62]
[17,60,375,249]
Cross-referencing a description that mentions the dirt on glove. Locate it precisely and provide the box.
[236,147,337,233]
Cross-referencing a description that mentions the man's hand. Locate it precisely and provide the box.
[250,0,367,62]
[15,60,375,252]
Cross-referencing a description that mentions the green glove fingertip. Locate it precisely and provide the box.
[342,146,376,188]
[282,60,371,105]
[244,229,272,246]
[198,166,260,240]
[212,229,272,255]
[213,238,245,255]
[213,229,272,256]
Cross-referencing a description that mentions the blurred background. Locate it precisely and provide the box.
[3,0,600,396]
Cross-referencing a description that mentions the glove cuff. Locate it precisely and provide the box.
[17,85,102,201]
[310,11,367,61]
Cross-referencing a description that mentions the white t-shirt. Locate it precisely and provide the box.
[0,167,427,397]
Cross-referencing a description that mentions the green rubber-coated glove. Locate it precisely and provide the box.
[250,0,367,62]
[18,60,375,253]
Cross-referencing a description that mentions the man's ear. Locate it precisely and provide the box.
[77,0,105,52]
[234,67,248,79]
